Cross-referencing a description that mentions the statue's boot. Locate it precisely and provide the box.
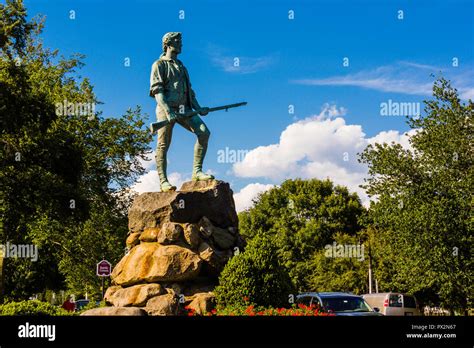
[161,181,176,192]
[193,171,214,181]
[156,149,176,192]
[192,138,214,181]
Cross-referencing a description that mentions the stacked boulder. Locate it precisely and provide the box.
[83,180,244,316]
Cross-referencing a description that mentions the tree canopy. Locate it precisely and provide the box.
[359,78,473,314]
[238,178,365,291]
[1,0,152,299]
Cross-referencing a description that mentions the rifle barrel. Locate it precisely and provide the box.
[150,101,247,133]
[209,102,247,112]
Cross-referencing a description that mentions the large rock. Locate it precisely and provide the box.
[126,232,141,248]
[145,294,179,316]
[139,228,159,243]
[183,223,201,250]
[80,307,147,316]
[183,281,216,296]
[187,292,216,315]
[198,242,214,263]
[198,219,236,249]
[104,283,165,307]
[157,222,183,244]
[197,216,236,249]
[128,180,238,232]
[212,228,235,249]
[111,243,202,286]
[198,242,232,275]
[128,191,177,233]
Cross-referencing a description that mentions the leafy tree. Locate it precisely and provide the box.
[359,78,473,314]
[238,179,364,291]
[215,234,295,308]
[0,0,151,299]
[308,232,368,294]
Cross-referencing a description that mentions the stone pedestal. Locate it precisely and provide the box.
[82,180,244,316]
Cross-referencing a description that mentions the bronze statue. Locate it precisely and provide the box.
[149,32,246,192]
[149,32,213,192]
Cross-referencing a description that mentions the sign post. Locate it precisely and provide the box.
[96,260,112,300]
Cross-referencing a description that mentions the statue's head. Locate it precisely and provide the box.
[162,32,182,55]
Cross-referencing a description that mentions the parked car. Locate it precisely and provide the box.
[296,292,383,316]
[74,299,90,311]
[362,292,421,316]
[74,299,101,312]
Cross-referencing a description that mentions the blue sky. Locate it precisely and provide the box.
[24,0,474,210]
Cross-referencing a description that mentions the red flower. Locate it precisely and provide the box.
[298,303,308,310]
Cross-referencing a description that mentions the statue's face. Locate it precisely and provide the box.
[167,37,182,54]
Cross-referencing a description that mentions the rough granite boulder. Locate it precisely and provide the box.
[128,180,238,233]
[126,232,141,248]
[211,226,236,249]
[145,293,179,316]
[111,243,202,286]
[157,222,183,244]
[187,292,216,315]
[183,281,217,296]
[183,223,202,250]
[139,228,159,243]
[80,307,147,316]
[104,283,165,307]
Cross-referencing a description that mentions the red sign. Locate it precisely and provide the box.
[96,260,112,277]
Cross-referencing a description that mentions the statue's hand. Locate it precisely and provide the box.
[198,107,209,116]
[167,111,179,122]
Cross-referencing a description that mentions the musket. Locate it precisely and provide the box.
[150,102,247,134]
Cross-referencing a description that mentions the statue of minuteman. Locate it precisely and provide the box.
[149,32,214,192]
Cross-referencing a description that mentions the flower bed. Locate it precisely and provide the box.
[185,297,334,316]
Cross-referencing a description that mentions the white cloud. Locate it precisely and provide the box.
[233,104,414,206]
[460,88,474,100]
[369,129,418,150]
[131,170,160,193]
[398,61,439,71]
[292,65,433,95]
[291,61,474,100]
[211,55,275,74]
[132,171,189,193]
[140,150,156,171]
[168,172,190,190]
[233,183,274,212]
[208,44,277,74]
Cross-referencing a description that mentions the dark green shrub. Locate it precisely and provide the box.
[215,234,295,308]
[0,300,71,316]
